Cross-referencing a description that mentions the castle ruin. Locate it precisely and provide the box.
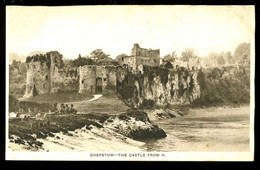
[23,51,79,98]
[23,44,201,107]
[78,65,117,95]
[119,43,160,73]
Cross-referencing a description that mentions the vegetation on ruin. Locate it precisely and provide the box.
[9,61,27,98]
[26,54,48,63]
[64,50,119,68]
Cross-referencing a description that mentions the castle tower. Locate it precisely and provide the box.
[78,65,117,95]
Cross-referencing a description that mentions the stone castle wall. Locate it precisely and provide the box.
[131,43,160,58]
[78,65,117,95]
[23,52,79,98]
[121,43,160,74]
[23,61,50,98]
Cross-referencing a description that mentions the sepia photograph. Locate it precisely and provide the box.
[6,5,255,161]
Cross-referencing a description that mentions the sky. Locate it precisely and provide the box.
[6,5,254,60]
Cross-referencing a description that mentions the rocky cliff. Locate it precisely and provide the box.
[117,65,250,108]
[117,66,200,108]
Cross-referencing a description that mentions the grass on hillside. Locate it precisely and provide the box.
[19,92,129,115]
[20,92,92,104]
[71,94,129,115]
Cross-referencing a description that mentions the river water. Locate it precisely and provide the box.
[142,105,251,152]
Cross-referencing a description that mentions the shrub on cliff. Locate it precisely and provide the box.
[193,67,250,106]
[118,85,135,99]
[140,99,155,109]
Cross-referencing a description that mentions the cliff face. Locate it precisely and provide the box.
[117,66,200,108]
[117,65,250,108]
[9,62,28,98]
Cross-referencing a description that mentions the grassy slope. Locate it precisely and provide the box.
[71,94,129,114]
[19,92,129,114]
[20,92,92,104]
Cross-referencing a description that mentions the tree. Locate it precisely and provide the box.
[164,61,173,68]
[223,51,233,65]
[96,58,119,66]
[90,49,110,62]
[18,63,27,73]
[233,42,250,65]
[181,48,198,62]
[72,54,95,67]
[63,58,74,68]
[163,51,177,62]
[208,51,219,66]
[217,55,226,66]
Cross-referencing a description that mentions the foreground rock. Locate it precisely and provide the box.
[9,110,166,151]
[104,109,167,140]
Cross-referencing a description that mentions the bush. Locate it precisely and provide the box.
[140,99,155,109]
[126,109,150,122]
[118,85,135,100]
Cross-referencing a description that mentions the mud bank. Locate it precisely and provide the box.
[8,111,166,151]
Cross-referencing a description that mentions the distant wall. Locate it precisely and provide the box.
[131,43,160,58]
[121,44,160,74]
[123,56,137,73]
[50,67,79,93]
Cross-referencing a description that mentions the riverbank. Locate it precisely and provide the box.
[8,100,251,152]
[8,110,166,152]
